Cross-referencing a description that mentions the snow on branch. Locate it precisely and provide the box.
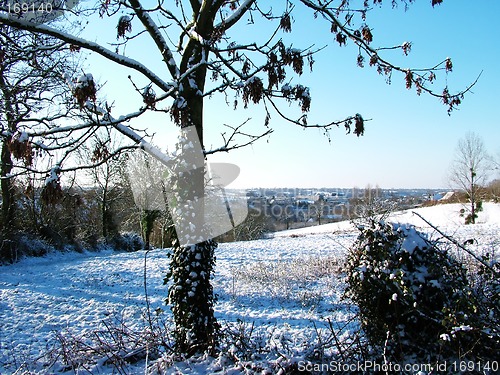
[215,0,256,32]
[0,14,174,93]
[83,101,172,167]
[128,0,180,80]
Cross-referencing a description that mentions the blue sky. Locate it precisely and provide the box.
[85,0,500,189]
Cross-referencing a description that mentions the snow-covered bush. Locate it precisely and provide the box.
[473,252,500,345]
[1,233,54,263]
[110,232,144,252]
[345,221,498,365]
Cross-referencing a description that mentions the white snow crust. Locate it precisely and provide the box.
[0,203,498,373]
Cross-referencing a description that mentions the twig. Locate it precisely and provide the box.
[144,249,154,332]
[326,318,346,362]
[411,211,498,276]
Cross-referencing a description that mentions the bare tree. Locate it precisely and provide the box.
[491,150,500,174]
[349,185,391,220]
[1,0,476,352]
[0,25,141,262]
[1,29,55,229]
[233,207,271,240]
[0,26,87,261]
[126,150,170,250]
[449,132,490,224]
[77,129,131,240]
[313,195,326,225]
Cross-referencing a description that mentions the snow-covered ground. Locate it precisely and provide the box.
[275,202,500,237]
[0,203,499,374]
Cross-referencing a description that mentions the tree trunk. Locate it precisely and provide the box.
[1,139,15,233]
[166,33,220,354]
[470,168,476,224]
[0,73,16,242]
[141,210,158,250]
[102,195,108,239]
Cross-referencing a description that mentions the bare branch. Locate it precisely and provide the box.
[204,120,273,155]
[215,0,256,32]
[297,0,476,113]
[128,0,180,80]
[412,211,498,276]
[0,14,174,93]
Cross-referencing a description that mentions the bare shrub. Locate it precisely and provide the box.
[40,312,172,374]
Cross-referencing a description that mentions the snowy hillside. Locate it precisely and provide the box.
[0,203,498,374]
[275,202,500,237]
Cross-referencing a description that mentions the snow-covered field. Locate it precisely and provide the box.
[1,203,499,374]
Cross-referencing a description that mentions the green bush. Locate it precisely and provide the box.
[344,221,498,366]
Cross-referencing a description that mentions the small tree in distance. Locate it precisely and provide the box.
[449,132,490,224]
[77,130,133,240]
